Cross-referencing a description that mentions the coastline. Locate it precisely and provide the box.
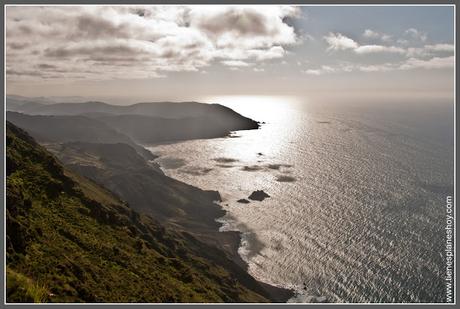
[220,229,295,302]
[150,145,295,303]
[141,126,260,149]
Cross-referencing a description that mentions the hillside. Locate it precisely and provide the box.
[6,122,277,303]
[6,100,260,140]
[6,112,155,161]
[45,141,242,263]
[6,99,254,120]
[93,114,234,144]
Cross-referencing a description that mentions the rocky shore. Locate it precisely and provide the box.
[225,231,294,302]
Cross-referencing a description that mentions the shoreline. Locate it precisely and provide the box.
[142,127,260,148]
[220,229,295,302]
[149,142,295,303]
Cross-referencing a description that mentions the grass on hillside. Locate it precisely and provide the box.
[6,121,270,303]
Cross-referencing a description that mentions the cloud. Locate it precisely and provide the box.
[363,29,379,39]
[405,28,427,42]
[406,44,455,57]
[400,56,454,70]
[324,32,453,61]
[221,60,253,67]
[359,56,453,72]
[354,45,405,54]
[325,33,405,55]
[304,55,453,76]
[324,32,358,51]
[6,5,300,81]
[304,69,322,75]
[358,63,395,72]
[303,64,340,75]
[425,44,455,52]
[363,29,392,42]
[300,33,316,42]
[396,39,410,45]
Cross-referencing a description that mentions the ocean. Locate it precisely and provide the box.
[147,96,454,303]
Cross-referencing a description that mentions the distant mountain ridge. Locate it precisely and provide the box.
[6,112,156,161]
[93,114,233,144]
[7,99,260,144]
[6,98,259,124]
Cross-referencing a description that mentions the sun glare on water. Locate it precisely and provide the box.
[197,95,304,163]
[201,95,302,123]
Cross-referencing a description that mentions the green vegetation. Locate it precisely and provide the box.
[7,268,49,303]
[6,121,272,303]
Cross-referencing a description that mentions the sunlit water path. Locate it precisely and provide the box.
[147,96,453,303]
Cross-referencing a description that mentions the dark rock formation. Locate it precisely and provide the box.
[248,190,270,201]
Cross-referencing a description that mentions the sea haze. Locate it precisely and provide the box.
[147,97,454,303]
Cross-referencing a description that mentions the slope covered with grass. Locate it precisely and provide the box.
[6,121,273,303]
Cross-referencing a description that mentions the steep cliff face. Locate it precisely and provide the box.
[45,141,249,268]
[6,122,273,303]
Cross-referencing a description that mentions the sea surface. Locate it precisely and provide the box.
[147,96,454,303]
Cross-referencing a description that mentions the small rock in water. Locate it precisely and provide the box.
[241,165,262,172]
[248,190,270,201]
[257,152,264,156]
[276,175,296,182]
[237,199,250,204]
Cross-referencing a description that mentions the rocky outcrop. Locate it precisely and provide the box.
[248,190,270,201]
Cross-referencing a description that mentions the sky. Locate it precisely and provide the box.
[5,5,455,104]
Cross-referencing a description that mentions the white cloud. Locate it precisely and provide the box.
[304,55,453,76]
[358,56,454,72]
[381,34,392,42]
[324,33,358,51]
[363,29,378,39]
[405,28,428,42]
[303,64,338,75]
[301,33,316,42]
[397,39,410,45]
[354,45,406,54]
[363,29,392,42]
[304,69,322,75]
[425,44,455,52]
[325,33,405,55]
[406,44,455,57]
[6,5,300,81]
[221,60,253,67]
[400,56,454,70]
[325,31,453,61]
[358,63,395,72]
